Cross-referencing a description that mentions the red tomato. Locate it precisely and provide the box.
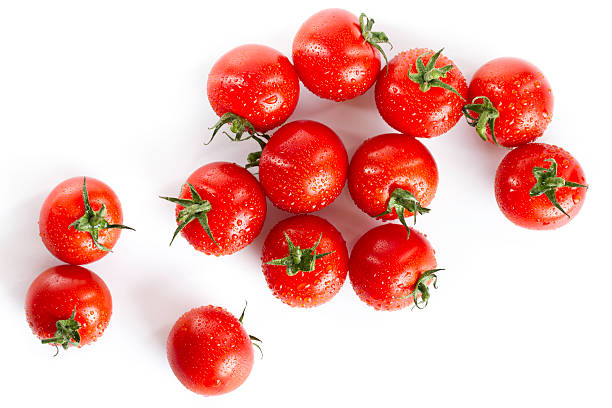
[167,306,256,396]
[375,48,467,138]
[258,120,348,213]
[495,143,587,229]
[207,44,300,141]
[349,224,441,311]
[292,9,391,101]
[161,162,267,256]
[348,133,438,232]
[465,57,553,147]
[262,215,348,307]
[39,177,133,265]
[25,265,112,352]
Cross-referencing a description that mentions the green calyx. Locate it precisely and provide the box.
[206,112,270,169]
[69,178,134,251]
[529,158,588,217]
[265,233,334,276]
[399,269,444,310]
[41,307,81,356]
[373,188,430,238]
[159,183,219,247]
[408,48,465,100]
[359,13,393,74]
[462,96,500,145]
[238,301,263,359]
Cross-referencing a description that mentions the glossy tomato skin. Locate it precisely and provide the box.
[468,57,553,147]
[25,265,112,346]
[176,162,266,256]
[348,133,438,220]
[349,224,437,311]
[207,44,300,132]
[39,177,124,265]
[375,48,467,138]
[292,8,381,101]
[495,143,586,229]
[167,306,254,396]
[262,215,349,307]
[259,120,348,213]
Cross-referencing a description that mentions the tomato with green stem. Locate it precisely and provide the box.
[349,224,442,311]
[292,8,392,101]
[463,57,553,147]
[262,215,348,307]
[207,44,300,144]
[495,143,587,229]
[39,177,133,265]
[167,305,260,396]
[375,48,467,138]
[160,162,267,256]
[25,265,112,354]
[348,133,438,236]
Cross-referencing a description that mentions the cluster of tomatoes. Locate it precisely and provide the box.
[25,8,588,398]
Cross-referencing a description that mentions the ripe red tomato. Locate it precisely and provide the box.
[258,120,348,213]
[207,44,300,141]
[464,57,553,147]
[375,48,467,138]
[349,224,441,311]
[25,265,112,353]
[292,9,391,101]
[348,133,438,233]
[495,143,587,229]
[262,215,348,307]
[161,162,267,256]
[167,305,256,396]
[39,177,133,265]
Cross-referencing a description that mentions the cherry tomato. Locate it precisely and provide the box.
[495,143,587,229]
[161,162,267,256]
[258,120,348,213]
[167,305,257,396]
[39,177,133,265]
[464,57,553,147]
[292,9,391,101]
[349,224,441,311]
[207,44,300,142]
[25,265,112,352]
[348,133,438,233]
[375,48,467,138]
[262,215,348,307]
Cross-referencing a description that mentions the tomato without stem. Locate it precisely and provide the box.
[464,57,553,147]
[292,8,391,101]
[262,215,348,307]
[348,133,438,233]
[39,177,133,265]
[258,120,348,214]
[207,44,300,142]
[349,224,441,311]
[161,162,267,256]
[495,143,587,229]
[25,265,112,352]
[375,48,467,138]
[167,306,256,396]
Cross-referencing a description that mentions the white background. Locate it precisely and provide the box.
[1,1,610,407]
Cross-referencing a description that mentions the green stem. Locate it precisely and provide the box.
[159,183,219,247]
[529,159,588,217]
[462,96,500,145]
[408,48,465,100]
[69,178,134,251]
[359,13,393,74]
[373,188,430,238]
[264,233,334,276]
